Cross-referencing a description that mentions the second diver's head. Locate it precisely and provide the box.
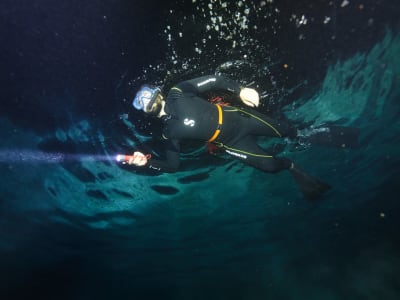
[132,85,164,116]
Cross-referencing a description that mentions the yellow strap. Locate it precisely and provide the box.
[208,104,223,142]
[170,87,182,92]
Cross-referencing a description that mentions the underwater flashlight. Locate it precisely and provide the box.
[115,154,132,163]
[115,153,151,164]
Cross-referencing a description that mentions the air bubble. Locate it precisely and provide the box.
[341,0,349,8]
[324,16,331,24]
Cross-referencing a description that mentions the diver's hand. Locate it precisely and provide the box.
[240,87,259,107]
[128,152,148,166]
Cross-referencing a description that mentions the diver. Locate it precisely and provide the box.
[125,75,354,199]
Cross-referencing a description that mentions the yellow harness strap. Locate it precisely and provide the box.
[208,104,223,142]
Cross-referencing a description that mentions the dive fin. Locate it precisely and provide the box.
[298,125,360,148]
[290,166,331,200]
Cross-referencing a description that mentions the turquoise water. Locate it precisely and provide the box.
[1,1,399,299]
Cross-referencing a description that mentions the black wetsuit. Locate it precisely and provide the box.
[147,75,294,173]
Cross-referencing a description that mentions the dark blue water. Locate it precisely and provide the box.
[1,1,400,299]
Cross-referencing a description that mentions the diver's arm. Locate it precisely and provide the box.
[175,75,259,107]
[145,139,180,173]
[176,75,241,96]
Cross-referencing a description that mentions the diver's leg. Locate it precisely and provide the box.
[223,137,331,199]
[236,108,359,149]
[223,137,292,173]
[238,108,297,138]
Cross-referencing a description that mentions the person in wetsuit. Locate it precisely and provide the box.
[129,75,331,199]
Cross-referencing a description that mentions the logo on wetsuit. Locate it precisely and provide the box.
[184,118,195,127]
[226,149,247,159]
[196,78,216,87]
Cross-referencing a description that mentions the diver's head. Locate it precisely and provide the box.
[132,85,164,116]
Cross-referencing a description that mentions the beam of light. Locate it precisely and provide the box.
[0,150,114,164]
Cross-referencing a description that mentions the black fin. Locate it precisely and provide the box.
[299,125,360,148]
[290,166,331,200]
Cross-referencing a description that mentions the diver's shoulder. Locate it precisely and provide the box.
[166,86,184,101]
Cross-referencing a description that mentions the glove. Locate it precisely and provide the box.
[239,87,259,107]
[128,152,149,166]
